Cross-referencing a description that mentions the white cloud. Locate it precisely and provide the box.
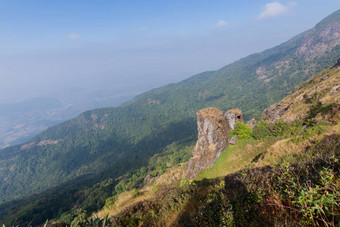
[66,33,81,40]
[258,1,297,19]
[215,20,228,27]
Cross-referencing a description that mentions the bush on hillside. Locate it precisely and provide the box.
[270,120,289,137]
[252,121,271,140]
[232,122,252,139]
[103,195,117,209]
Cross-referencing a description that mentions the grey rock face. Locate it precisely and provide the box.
[187,108,230,180]
[143,174,152,185]
[229,135,238,145]
[224,108,244,129]
[263,103,291,123]
[224,111,236,129]
[331,84,340,94]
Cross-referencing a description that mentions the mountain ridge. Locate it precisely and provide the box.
[0,10,340,224]
[88,60,340,227]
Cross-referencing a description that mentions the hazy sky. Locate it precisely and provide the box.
[0,0,339,104]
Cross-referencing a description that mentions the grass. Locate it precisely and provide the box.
[96,138,274,219]
[93,121,340,223]
[95,188,154,219]
[86,66,340,226]
[95,163,189,220]
[196,139,268,180]
[82,121,340,226]
[106,149,339,227]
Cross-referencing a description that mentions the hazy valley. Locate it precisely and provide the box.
[0,86,153,149]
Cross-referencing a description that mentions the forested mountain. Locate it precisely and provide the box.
[0,9,340,224]
[0,89,135,149]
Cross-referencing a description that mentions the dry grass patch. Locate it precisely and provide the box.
[95,163,189,220]
[95,188,154,219]
[155,163,187,186]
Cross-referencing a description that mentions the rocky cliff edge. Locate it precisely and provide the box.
[187,107,244,179]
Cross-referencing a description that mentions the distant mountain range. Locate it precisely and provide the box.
[0,89,136,148]
[0,9,339,225]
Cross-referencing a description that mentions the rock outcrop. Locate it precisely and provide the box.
[246,118,257,129]
[224,109,243,129]
[229,135,238,145]
[263,62,340,124]
[187,108,230,179]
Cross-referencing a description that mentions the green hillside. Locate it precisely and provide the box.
[82,57,340,227]
[0,9,340,225]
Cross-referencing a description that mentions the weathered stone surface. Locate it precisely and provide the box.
[143,174,152,185]
[224,108,243,129]
[187,107,229,179]
[246,118,257,129]
[229,135,238,145]
[263,103,291,123]
[331,84,340,94]
[296,23,340,61]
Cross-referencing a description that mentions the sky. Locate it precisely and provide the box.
[0,0,339,104]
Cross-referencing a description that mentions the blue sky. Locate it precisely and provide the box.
[0,0,339,104]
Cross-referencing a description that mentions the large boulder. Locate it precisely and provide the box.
[187,108,229,179]
[224,108,243,129]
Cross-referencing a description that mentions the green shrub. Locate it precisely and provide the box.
[305,102,333,126]
[71,209,88,226]
[291,121,328,143]
[232,122,252,139]
[132,188,140,198]
[270,120,289,137]
[252,121,270,140]
[103,196,117,209]
[58,212,75,223]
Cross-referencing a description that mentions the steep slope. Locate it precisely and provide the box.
[88,60,340,227]
[198,61,340,180]
[264,65,340,123]
[186,108,230,180]
[0,9,340,219]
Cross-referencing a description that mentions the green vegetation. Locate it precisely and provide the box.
[113,137,193,195]
[61,130,340,226]
[1,9,340,226]
[71,210,108,227]
[231,122,253,139]
[197,117,332,181]
[0,138,193,226]
[252,121,271,139]
[196,139,273,180]
[104,144,339,226]
[101,115,340,226]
